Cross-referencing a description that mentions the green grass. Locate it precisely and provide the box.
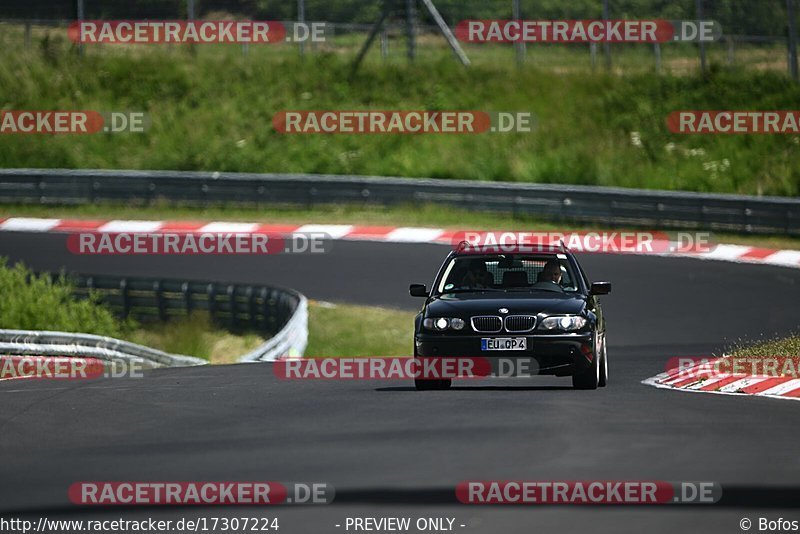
[728,335,800,360]
[129,312,264,363]
[305,301,414,357]
[1,25,799,196]
[4,201,800,251]
[720,335,800,378]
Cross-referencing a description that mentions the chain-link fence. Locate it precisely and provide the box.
[0,0,798,76]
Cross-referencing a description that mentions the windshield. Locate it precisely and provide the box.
[436,254,579,294]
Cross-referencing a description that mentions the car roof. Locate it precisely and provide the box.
[449,241,574,258]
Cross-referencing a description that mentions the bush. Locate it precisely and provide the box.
[0,258,130,337]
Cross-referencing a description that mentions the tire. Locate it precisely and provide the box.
[412,348,452,390]
[598,335,608,388]
[572,337,600,390]
[415,378,452,390]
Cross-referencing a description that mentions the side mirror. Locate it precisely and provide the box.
[409,284,428,297]
[590,281,611,296]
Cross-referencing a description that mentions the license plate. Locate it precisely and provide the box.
[481,337,527,351]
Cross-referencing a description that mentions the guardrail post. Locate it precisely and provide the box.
[154,281,166,321]
[227,285,237,328]
[120,279,130,318]
[246,287,257,328]
[259,288,269,331]
[262,289,274,332]
[207,284,217,321]
[182,282,192,315]
[37,177,46,204]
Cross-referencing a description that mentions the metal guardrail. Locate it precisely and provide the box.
[62,273,308,362]
[1,168,799,235]
[0,329,205,368]
[67,274,300,331]
[0,273,307,365]
[240,294,308,362]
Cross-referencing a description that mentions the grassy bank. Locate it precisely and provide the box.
[1,29,799,196]
[729,335,800,360]
[306,301,414,357]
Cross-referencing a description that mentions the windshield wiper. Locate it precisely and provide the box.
[506,287,563,293]
[438,288,504,295]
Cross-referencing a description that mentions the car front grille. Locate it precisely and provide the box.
[470,316,503,333]
[504,315,537,333]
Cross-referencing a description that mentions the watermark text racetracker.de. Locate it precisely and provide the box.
[455,19,721,43]
[667,111,800,134]
[0,356,145,381]
[457,481,721,504]
[68,232,330,255]
[452,230,716,254]
[69,481,334,505]
[69,20,327,44]
[273,111,535,134]
[0,111,149,135]
[272,357,596,380]
[666,356,800,379]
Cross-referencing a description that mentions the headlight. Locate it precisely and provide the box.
[540,315,587,331]
[423,317,465,331]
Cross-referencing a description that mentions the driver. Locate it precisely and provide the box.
[535,259,563,285]
[462,259,493,289]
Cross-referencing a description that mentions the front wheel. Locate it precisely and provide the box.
[415,378,452,390]
[598,335,608,388]
[572,339,600,390]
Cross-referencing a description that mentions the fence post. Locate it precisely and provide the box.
[512,0,525,66]
[654,42,662,73]
[187,0,196,57]
[602,0,611,70]
[76,0,85,56]
[696,0,707,73]
[298,0,306,58]
[24,22,32,50]
[405,0,416,61]
[788,0,799,81]
[727,36,735,65]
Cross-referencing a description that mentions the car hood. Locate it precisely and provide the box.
[425,291,587,317]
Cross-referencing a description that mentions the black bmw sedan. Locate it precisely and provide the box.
[409,244,611,390]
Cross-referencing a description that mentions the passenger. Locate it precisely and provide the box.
[462,259,492,289]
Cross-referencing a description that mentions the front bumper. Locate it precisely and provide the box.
[414,332,595,377]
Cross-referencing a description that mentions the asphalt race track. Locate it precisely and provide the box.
[1,231,799,533]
